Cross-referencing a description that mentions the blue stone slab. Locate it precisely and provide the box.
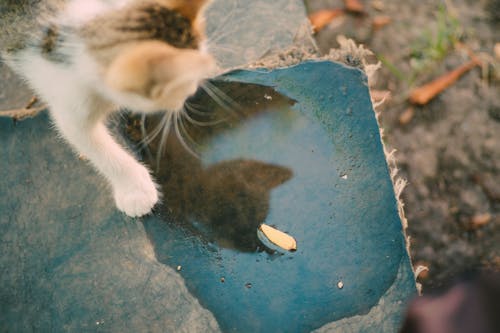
[1,60,416,332]
[142,60,417,332]
[0,115,221,332]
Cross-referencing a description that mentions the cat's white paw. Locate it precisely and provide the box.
[113,169,159,217]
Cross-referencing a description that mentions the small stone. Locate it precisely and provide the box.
[371,0,385,11]
[370,89,391,103]
[494,43,500,61]
[414,262,430,280]
[469,213,492,230]
[399,107,415,125]
[259,224,297,251]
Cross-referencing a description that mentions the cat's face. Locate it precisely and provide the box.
[84,0,216,112]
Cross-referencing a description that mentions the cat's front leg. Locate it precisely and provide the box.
[110,156,160,218]
[49,97,159,217]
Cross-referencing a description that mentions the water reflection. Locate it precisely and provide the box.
[128,82,295,252]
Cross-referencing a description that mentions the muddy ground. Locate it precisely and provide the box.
[305,0,500,291]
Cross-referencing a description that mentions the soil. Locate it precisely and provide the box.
[304,0,500,291]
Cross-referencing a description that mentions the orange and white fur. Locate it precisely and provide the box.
[1,0,216,216]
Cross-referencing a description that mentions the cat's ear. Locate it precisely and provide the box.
[105,41,215,110]
[240,162,293,189]
[210,160,293,189]
[165,0,212,20]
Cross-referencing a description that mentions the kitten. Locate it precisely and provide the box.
[0,0,216,217]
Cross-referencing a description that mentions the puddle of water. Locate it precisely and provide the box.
[135,63,410,332]
[134,82,297,253]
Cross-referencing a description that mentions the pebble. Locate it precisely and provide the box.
[399,107,415,125]
[371,0,385,11]
[469,213,492,230]
[494,43,500,61]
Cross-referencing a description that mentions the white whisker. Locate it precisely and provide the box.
[137,113,169,149]
[140,114,147,140]
[207,45,241,53]
[200,83,241,120]
[207,15,256,46]
[184,104,226,126]
[183,100,215,117]
[205,2,237,43]
[174,112,200,159]
[204,81,242,111]
[206,28,236,46]
[178,114,201,149]
[139,114,154,161]
[155,111,173,172]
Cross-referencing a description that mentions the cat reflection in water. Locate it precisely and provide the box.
[137,83,295,252]
[0,0,216,216]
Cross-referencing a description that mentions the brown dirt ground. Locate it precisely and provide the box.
[305,0,500,291]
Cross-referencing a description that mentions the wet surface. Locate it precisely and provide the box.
[136,61,416,332]
[0,61,415,332]
[130,82,296,253]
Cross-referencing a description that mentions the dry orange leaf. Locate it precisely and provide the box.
[308,9,345,33]
[372,15,392,31]
[409,59,480,105]
[344,0,365,14]
[259,224,297,251]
